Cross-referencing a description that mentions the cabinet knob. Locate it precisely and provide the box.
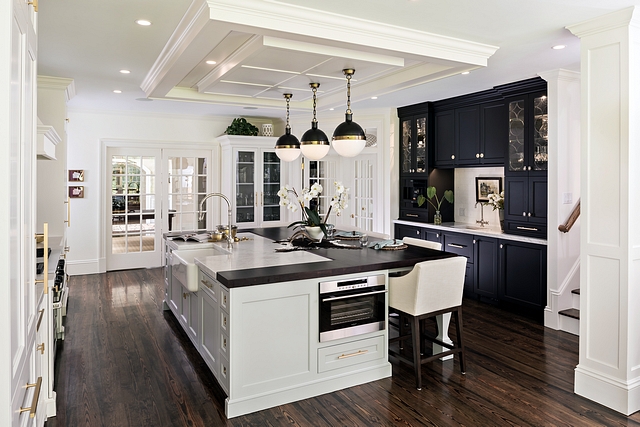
[475,153,480,158]
[480,153,484,158]
[473,239,476,244]
[522,212,527,216]
[436,233,439,238]
[500,244,503,249]
[528,166,532,171]
[416,230,419,235]
[451,154,455,160]
[527,212,532,217]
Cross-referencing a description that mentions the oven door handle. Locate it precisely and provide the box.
[321,289,387,302]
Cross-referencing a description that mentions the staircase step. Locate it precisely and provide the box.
[559,308,580,320]
[571,289,580,295]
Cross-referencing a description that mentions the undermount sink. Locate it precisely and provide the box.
[452,224,496,231]
[172,247,229,292]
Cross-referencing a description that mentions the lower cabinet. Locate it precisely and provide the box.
[498,240,547,310]
[394,223,547,312]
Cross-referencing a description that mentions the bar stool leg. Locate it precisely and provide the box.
[410,315,422,390]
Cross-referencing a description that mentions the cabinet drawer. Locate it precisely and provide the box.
[220,311,229,334]
[220,331,229,358]
[505,221,547,238]
[198,270,219,301]
[220,286,229,311]
[442,233,474,261]
[219,354,230,394]
[399,209,429,222]
[318,334,385,373]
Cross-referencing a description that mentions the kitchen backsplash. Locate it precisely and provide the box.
[454,167,504,228]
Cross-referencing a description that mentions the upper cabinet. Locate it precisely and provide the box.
[431,92,506,168]
[219,135,295,228]
[37,123,61,160]
[398,106,430,176]
[506,91,548,176]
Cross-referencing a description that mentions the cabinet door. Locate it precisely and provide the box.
[414,116,428,174]
[504,176,528,221]
[480,102,507,165]
[400,118,413,174]
[424,230,442,245]
[529,92,548,175]
[474,237,498,299]
[394,224,422,240]
[499,241,547,310]
[261,151,283,225]
[455,105,481,165]
[234,149,257,226]
[528,176,548,224]
[201,291,220,377]
[506,97,527,174]
[434,110,455,167]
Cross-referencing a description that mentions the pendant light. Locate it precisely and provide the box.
[274,93,301,162]
[300,83,330,161]
[332,68,366,157]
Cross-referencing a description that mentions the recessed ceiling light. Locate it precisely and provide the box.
[461,71,470,75]
[371,96,378,100]
[552,44,566,50]
[120,69,131,74]
[206,60,217,65]
[113,90,122,94]
[329,108,335,111]
[135,19,151,26]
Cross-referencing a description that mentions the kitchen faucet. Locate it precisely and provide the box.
[475,202,489,227]
[198,193,233,248]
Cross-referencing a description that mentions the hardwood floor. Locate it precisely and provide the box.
[47,268,640,427]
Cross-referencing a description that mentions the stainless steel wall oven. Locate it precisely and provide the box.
[319,274,387,342]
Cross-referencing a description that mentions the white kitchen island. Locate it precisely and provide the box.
[163,228,453,418]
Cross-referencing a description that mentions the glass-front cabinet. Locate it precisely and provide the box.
[219,136,294,229]
[507,91,548,175]
[234,150,283,226]
[400,114,429,176]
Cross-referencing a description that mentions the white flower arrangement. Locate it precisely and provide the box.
[278,181,349,234]
[485,191,504,211]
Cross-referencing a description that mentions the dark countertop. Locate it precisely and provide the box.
[214,227,456,288]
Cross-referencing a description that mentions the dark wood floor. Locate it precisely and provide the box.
[46,268,640,427]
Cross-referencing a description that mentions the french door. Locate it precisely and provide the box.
[106,147,213,271]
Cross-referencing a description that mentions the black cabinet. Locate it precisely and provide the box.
[474,236,499,301]
[498,240,547,311]
[442,232,474,297]
[433,110,455,167]
[394,224,423,240]
[455,105,480,165]
[399,111,430,176]
[504,174,547,238]
[505,91,548,176]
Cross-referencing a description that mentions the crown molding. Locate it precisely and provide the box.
[37,75,76,101]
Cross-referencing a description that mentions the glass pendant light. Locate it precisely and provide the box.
[332,68,366,157]
[300,83,330,161]
[274,93,301,162]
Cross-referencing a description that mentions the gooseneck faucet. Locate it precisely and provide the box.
[198,193,233,248]
[475,201,489,227]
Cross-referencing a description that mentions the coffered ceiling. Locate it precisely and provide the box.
[37,0,640,119]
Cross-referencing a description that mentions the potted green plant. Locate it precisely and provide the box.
[225,118,259,136]
[417,186,453,225]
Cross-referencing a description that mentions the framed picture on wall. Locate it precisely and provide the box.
[68,169,85,182]
[475,177,502,203]
[69,186,84,198]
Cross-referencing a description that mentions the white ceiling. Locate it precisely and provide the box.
[37,0,640,120]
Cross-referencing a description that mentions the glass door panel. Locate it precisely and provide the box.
[236,151,255,223]
[401,119,412,174]
[508,99,526,172]
[262,151,281,223]
[167,155,208,231]
[532,95,548,171]
[352,157,375,231]
[415,117,427,173]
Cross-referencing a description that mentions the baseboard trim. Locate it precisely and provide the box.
[575,365,640,416]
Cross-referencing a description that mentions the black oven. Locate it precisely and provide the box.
[319,274,387,342]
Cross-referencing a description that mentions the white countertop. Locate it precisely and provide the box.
[393,220,547,245]
[172,233,331,279]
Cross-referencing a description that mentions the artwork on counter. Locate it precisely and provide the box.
[68,169,85,182]
[69,186,84,198]
[475,177,502,203]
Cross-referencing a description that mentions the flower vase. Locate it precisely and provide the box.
[304,226,324,242]
[499,209,505,231]
[434,210,442,225]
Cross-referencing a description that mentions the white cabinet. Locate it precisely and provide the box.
[219,136,297,228]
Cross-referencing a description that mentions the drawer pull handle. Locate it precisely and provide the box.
[406,213,419,218]
[36,309,44,332]
[19,377,42,418]
[447,244,466,249]
[200,279,212,289]
[37,343,45,355]
[338,349,368,359]
[516,226,538,231]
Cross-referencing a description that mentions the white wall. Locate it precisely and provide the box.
[454,166,504,228]
[66,109,245,274]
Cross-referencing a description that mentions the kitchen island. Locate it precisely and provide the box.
[164,228,455,418]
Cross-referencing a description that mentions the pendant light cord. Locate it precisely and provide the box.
[312,86,318,124]
[346,73,352,115]
[285,95,291,130]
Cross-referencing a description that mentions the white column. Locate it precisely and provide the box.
[568,7,640,416]
[538,69,581,331]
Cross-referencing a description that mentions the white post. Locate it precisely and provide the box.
[568,6,640,415]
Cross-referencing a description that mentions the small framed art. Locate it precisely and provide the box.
[69,186,84,198]
[475,177,502,203]
[68,170,85,182]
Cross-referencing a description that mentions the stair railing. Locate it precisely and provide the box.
[558,199,580,233]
